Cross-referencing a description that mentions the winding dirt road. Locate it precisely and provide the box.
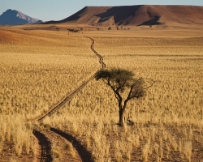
[50,128,93,162]
[86,36,106,69]
[30,37,105,122]
[33,36,106,162]
[33,130,52,162]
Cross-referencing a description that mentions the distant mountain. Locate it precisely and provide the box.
[45,5,203,26]
[0,9,43,25]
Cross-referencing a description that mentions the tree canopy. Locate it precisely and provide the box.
[95,68,146,126]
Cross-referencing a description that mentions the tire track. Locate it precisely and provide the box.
[33,130,52,162]
[32,36,105,162]
[32,75,95,121]
[30,37,105,122]
[86,36,106,69]
[50,128,93,162]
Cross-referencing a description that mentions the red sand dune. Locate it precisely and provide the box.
[45,5,203,26]
[0,30,19,44]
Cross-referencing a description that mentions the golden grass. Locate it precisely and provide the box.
[92,37,203,56]
[0,29,99,158]
[42,54,203,161]
[0,26,203,161]
[0,29,99,119]
[0,53,98,119]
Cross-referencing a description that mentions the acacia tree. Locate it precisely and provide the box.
[95,68,147,127]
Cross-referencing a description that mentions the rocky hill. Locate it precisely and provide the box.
[45,5,203,26]
[0,9,43,25]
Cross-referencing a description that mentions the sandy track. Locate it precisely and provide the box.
[32,75,95,121]
[86,36,106,69]
[50,128,93,162]
[32,36,105,162]
[30,36,105,122]
[33,130,52,162]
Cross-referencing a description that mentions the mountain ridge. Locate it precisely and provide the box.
[45,5,203,26]
[0,9,43,25]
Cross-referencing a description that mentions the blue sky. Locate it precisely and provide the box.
[0,0,203,21]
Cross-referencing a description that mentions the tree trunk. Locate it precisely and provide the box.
[119,108,125,127]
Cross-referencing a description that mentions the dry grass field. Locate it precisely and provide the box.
[0,28,99,161]
[0,24,203,161]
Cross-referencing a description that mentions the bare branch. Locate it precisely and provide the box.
[143,78,157,90]
[126,83,134,100]
[107,79,122,101]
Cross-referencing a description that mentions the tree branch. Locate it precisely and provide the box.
[123,83,136,110]
[126,84,134,100]
[125,78,145,100]
[107,79,122,101]
[143,78,156,90]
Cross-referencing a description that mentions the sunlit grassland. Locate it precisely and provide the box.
[0,30,99,159]
[42,45,203,161]
[0,28,203,161]
[0,53,98,118]
[93,37,203,56]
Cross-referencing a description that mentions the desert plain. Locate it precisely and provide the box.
[0,8,203,162]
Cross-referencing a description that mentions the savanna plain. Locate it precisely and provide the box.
[0,24,203,162]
